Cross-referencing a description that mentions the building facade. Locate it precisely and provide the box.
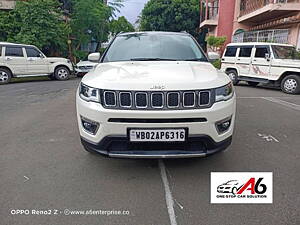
[0,0,16,10]
[200,0,300,49]
[200,0,236,47]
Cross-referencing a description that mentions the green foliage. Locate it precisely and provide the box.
[140,0,200,37]
[206,36,227,51]
[212,59,221,69]
[0,0,70,55]
[110,16,135,36]
[71,0,111,51]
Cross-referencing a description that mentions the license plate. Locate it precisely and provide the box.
[129,129,187,142]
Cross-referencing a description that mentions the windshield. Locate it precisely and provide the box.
[272,45,300,60]
[102,33,208,62]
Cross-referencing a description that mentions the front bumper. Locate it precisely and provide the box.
[76,91,236,158]
[81,135,232,158]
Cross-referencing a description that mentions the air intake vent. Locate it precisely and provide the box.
[167,92,180,108]
[151,93,163,108]
[183,92,195,107]
[104,91,116,106]
[199,91,210,105]
[135,93,147,108]
[120,92,132,107]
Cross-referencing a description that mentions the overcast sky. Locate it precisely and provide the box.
[109,0,149,25]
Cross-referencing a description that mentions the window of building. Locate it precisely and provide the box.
[255,47,269,58]
[26,47,41,57]
[5,46,24,57]
[239,46,252,57]
[224,47,237,57]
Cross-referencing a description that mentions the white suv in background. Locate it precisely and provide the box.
[76,32,236,158]
[221,42,300,94]
[0,42,74,84]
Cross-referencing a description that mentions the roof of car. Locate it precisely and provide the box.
[227,42,293,47]
[118,31,190,36]
[0,42,35,47]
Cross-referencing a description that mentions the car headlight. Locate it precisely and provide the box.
[215,83,234,102]
[79,83,100,102]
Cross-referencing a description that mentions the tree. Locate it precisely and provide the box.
[140,0,200,38]
[71,0,111,52]
[206,36,227,52]
[0,0,70,56]
[110,16,135,36]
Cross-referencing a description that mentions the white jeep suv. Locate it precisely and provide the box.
[0,42,74,84]
[76,32,236,158]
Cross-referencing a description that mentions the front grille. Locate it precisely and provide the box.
[79,66,93,70]
[101,90,213,110]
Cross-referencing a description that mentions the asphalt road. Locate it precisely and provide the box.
[0,79,299,225]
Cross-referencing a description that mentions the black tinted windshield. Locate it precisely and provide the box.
[102,33,208,62]
[272,45,300,60]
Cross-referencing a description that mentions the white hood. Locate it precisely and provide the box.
[273,59,300,68]
[82,61,231,91]
[76,60,98,67]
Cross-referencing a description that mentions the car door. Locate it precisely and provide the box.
[4,46,27,75]
[236,46,253,76]
[25,47,49,75]
[251,45,271,79]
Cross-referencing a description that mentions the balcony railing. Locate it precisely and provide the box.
[240,0,300,17]
[207,6,219,20]
[232,29,289,44]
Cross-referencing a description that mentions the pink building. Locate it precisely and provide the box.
[200,0,300,49]
[200,0,236,48]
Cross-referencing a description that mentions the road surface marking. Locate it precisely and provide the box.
[262,97,300,111]
[159,160,177,225]
[258,133,279,143]
[23,176,30,182]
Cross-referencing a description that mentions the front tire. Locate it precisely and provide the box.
[247,81,259,87]
[0,68,12,84]
[226,70,239,85]
[54,66,70,81]
[281,75,300,94]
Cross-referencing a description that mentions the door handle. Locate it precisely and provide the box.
[237,59,241,61]
[221,58,225,61]
[5,57,12,61]
[27,58,35,61]
[253,59,257,62]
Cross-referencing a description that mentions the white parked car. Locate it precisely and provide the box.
[0,42,74,84]
[75,56,98,76]
[76,32,236,158]
[221,42,300,94]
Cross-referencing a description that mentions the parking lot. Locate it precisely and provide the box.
[1,78,299,225]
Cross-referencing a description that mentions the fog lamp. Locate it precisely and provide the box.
[215,117,232,134]
[81,116,99,135]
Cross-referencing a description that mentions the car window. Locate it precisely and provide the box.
[238,47,252,57]
[26,47,41,57]
[103,33,208,62]
[255,47,269,58]
[224,47,237,57]
[5,46,24,57]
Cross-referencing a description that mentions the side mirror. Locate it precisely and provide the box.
[88,52,101,62]
[265,53,270,61]
[39,53,44,58]
[208,52,220,62]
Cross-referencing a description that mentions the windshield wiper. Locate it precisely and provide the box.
[130,58,177,61]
